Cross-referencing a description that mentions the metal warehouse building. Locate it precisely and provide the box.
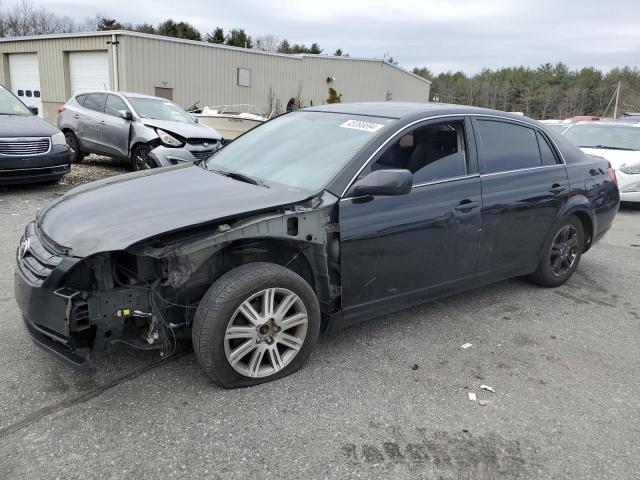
[0,30,430,124]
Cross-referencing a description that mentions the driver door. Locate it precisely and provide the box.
[339,117,482,323]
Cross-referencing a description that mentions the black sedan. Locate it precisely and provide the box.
[14,102,619,387]
[0,84,70,185]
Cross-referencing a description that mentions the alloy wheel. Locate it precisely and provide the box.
[549,225,579,278]
[64,132,77,162]
[223,288,309,378]
[134,146,154,170]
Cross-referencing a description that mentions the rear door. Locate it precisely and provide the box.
[76,93,107,154]
[98,94,132,158]
[339,117,482,321]
[473,117,569,276]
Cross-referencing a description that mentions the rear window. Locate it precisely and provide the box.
[476,120,542,173]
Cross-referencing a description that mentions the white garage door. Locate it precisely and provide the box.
[8,53,43,118]
[69,51,110,94]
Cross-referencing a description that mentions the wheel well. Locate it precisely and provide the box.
[129,141,148,158]
[210,239,318,296]
[571,211,593,251]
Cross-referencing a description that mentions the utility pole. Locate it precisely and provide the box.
[613,81,621,119]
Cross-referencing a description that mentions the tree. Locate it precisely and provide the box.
[135,22,155,34]
[308,43,322,54]
[412,67,433,81]
[0,0,77,37]
[225,28,252,48]
[96,17,124,30]
[334,48,343,56]
[291,43,306,54]
[326,87,342,104]
[277,39,292,54]
[156,19,201,41]
[254,34,279,52]
[205,27,224,44]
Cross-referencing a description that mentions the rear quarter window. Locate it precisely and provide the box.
[537,131,559,166]
[476,120,542,173]
[75,94,87,105]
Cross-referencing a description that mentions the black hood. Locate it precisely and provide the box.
[37,164,313,257]
[0,114,59,137]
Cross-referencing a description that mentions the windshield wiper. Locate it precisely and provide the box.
[579,145,636,151]
[209,169,268,188]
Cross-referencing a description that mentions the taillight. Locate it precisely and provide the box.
[57,105,65,113]
[607,167,617,185]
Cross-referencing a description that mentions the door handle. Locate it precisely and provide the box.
[73,114,80,118]
[453,200,480,213]
[549,184,567,195]
[99,120,106,125]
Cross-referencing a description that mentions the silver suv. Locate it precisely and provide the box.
[58,92,222,170]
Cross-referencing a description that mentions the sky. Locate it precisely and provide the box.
[25,0,640,74]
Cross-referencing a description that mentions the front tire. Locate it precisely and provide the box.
[64,131,84,164]
[193,262,321,388]
[131,144,155,171]
[529,215,584,287]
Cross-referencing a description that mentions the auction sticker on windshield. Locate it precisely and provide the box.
[340,119,386,133]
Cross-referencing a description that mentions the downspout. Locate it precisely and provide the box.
[111,33,119,91]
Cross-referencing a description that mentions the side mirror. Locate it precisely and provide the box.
[29,106,39,115]
[348,169,413,197]
[119,110,133,121]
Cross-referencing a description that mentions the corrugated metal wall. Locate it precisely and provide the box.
[118,35,429,114]
[0,34,113,121]
[0,32,430,123]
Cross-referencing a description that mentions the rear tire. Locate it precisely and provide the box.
[64,131,84,164]
[193,262,320,388]
[529,215,584,287]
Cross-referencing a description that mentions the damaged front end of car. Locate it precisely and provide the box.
[15,192,341,371]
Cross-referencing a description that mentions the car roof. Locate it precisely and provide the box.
[305,101,537,124]
[74,91,166,101]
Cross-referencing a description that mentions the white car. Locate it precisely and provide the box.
[563,122,640,203]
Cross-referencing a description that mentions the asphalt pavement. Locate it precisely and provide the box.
[0,177,638,479]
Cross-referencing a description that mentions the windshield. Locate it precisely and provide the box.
[0,87,31,115]
[564,124,640,151]
[205,111,394,191]
[127,97,194,123]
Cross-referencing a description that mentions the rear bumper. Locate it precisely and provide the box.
[0,145,70,185]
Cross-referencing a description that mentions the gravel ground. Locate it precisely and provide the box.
[0,164,638,479]
[58,155,130,186]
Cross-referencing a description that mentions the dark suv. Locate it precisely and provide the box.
[0,84,69,185]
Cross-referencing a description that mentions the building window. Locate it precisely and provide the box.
[238,68,251,87]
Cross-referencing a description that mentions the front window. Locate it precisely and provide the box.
[564,124,640,151]
[205,111,394,191]
[127,97,194,124]
[0,87,31,115]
